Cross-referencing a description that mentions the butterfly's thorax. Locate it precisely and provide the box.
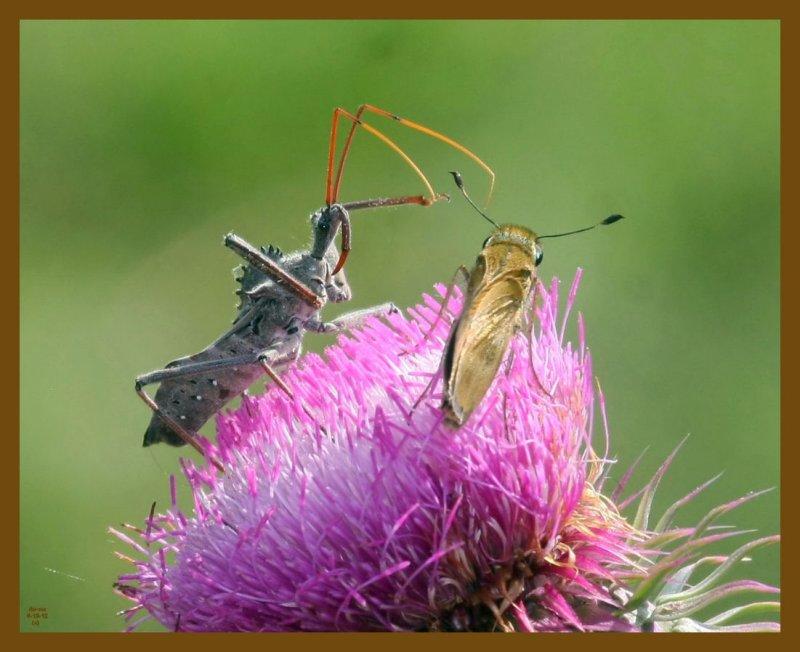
[442,224,538,426]
[483,224,538,254]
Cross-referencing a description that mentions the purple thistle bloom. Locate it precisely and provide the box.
[113,271,779,632]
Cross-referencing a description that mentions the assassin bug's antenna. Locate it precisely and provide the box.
[325,105,496,274]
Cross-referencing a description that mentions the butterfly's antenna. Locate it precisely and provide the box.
[539,214,625,239]
[450,171,500,229]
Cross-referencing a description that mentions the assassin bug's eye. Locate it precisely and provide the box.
[534,247,544,267]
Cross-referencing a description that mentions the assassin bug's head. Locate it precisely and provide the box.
[310,204,351,275]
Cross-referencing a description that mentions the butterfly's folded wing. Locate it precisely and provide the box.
[443,270,528,425]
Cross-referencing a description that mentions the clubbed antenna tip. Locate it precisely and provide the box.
[449,171,500,229]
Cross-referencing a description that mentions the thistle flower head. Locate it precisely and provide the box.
[114,271,779,632]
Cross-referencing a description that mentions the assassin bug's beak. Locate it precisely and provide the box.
[332,213,351,275]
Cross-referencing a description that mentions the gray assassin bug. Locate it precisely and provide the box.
[134,104,495,470]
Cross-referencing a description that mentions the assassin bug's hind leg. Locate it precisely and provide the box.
[135,373,224,472]
[135,347,299,472]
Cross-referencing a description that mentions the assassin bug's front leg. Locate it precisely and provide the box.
[330,104,495,210]
[224,232,322,309]
[303,302,400,334]
[324,104,496,274]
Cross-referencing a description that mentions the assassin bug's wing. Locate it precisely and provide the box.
[443,264,531,426]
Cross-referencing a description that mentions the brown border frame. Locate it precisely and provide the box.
[7,3,791,649]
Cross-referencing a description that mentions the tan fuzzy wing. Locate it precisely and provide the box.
[443,271,528,425]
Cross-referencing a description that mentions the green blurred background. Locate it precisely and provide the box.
[20,20,779,631]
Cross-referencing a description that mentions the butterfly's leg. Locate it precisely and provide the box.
[410,371,441,420]
[402,265,470,356]
[524,282,553,397]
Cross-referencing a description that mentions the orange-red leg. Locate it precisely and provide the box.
[325,107,440,206]
[331,104,495,207]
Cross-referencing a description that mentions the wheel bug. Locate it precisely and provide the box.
[135,105,494,469]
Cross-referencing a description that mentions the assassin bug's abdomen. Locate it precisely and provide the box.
[142,333,300,447]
